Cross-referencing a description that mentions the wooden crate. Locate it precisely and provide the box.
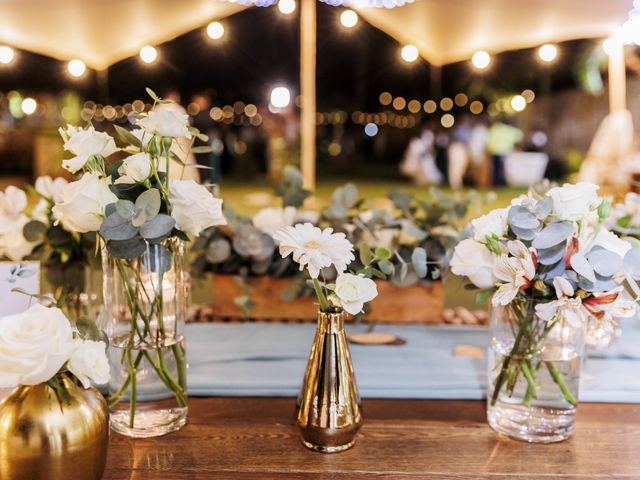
[204,274,444,324]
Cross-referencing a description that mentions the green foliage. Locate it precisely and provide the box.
[274,166,311,208]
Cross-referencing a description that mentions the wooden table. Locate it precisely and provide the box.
[104,398,640,479]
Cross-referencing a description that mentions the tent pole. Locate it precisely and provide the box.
[608,40,626,112]
[300,0,317,191]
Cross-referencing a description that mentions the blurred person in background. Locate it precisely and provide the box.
[400,125,442,185]
[487,118,523,186]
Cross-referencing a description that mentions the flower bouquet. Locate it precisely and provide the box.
[451,182,638,442]
[273,222,381,452]
[0,304,110,480]
[52,88,225,437]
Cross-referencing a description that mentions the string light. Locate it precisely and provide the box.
[340,10,358,28]
[379,92,392,105]
[270,86,291,108]
[454,93,468,107]
[471,50,491,69]
[440,97,453,111]
[441,114,454,128]
[139,46,158,64]
[511,95,526,112]
[522,89,535,103]
[0,46,14,64]
[400,45,419,63]
[392,97,406,110]
[364,123,379,136]
[407,100,421,113]
[538,44,557,63]
[67,59,86,78]
[21,97,36,115]
[207,22,225,39]
[423,100,436,113]
[469,100,484,114]
[278,0,296,14]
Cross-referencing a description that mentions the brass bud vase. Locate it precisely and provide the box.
[0,377,109,480]
[297,310,362,453]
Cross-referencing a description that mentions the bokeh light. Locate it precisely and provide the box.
[441,114,455,128]
[423,100,436,113]
[364,123,379,136]
[392,97,406,110]
[0,46,14,65]
[67,59,86,78]
[469,100,484,115]
[270,86,291,108]
[401,45,419,63]
[471,50,491,69]
[440,97,453,111]
[278,0,296,14]
[379,92,392,106]
[340,10,358,28]
[139,46,158,64]
[207,22,225,40]
[21,97,36,115]
[511,95,526,112]
[538,44,557,63]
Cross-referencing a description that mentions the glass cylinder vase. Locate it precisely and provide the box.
[487,297,585,443]
[102,238,188,438]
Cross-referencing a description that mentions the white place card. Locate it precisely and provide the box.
[0,261,40,316]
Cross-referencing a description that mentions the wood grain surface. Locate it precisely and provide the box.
[103,398,640,479]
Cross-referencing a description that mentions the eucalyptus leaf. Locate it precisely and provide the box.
[23,220,47,242]
[133,188,161,227]
[411,247,428,278]
[145,87,161,102]
[378,259,394,276]
[359,243,373,266]
[532,222,573,250]
[332,183,359,208]
[374,247,392,260]
[191,146,215,154]
[539,259,566,283]
[99,212,139,241]
[623,248,640,280]
[107,237,147,260]
[570,253,596,283]
[510,225,538,241]
[537,242,567,266]
[511,212,540,229]
[115,200,136,220]
[139,214,176,241]
[533,197,553,219]
[588,247,622,278]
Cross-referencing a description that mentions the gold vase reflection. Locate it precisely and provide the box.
[297,311,362,453]
[0,377,109,480]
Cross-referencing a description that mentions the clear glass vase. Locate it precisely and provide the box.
[102,238,188,438]
[41,261,102,326]
[487,298,585,443]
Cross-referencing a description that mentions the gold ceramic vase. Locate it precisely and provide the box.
[0,377,109,480]
[297,310,362,453]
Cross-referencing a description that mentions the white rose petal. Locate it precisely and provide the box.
[471,208,508,242]
[60,126,118,173]
[450,239,498,289]
[332,273,378,315]
[0,215,36,261]
[52,172,118,233]
[67,339,110,389]
[0,186,28,233]
[547,182,601,222]
[118,152,153,183]
[169,179,225,238]
[137,110,192,138]
[34,176,68,203]
[253,206,297,237]
[0,304,75,387]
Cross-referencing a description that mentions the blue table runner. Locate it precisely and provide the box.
[186,319,640,403]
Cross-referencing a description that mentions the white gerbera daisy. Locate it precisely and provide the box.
[273,223,355,278]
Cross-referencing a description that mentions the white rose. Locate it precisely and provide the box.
[361,228,397,250]
[137,110,192,138]
[34,176,68,202]
[0,186,27,233]
[60,125,118,173]
[169,179,225,237]
[331,273,378,315]
[547,182,601,222]
[0,215,36,261]
[116,152,153,184]
[0,304,74,387]
[253,207,297,237]
[67,339,110,389]
[592,227,632,258]
[131,128,152,149]
[472,208,508,242]
[52,172,118,233]
[294,210,320,225]
[450,239,498,289]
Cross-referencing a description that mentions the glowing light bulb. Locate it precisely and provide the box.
[340,10,358,28]
[364,123,378,137]
[278,0,296,15]
[21,97,36,115]
[538,44,557,63]
[401,44,419,63]
[139,46,158,64]
[0,46,14,64]
[207,22,225,39]
[511,95,526,112]
[67,59,86,78]
[270,86,290,108]
[471,50,491,69]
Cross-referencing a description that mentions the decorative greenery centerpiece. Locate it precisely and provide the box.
[52,88,225,437]
[450,182,638,443]
[273,222,381,452]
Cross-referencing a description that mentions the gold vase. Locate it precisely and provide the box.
[0,377,109,480]
[297,310,362,453]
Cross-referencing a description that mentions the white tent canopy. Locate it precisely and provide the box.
[357,0,633,66]
[0,0,246,70]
